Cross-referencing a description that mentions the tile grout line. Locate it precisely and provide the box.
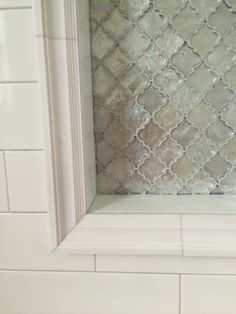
[35,34,78,41]
[2,152,10,212]
[0,149,43,152]
[0,6,32,10]
[1,268,236,276]
[91,211,236,216]
[0,81,38,84]
[0,211,47,214]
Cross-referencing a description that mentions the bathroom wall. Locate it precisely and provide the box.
[1,1,236,313]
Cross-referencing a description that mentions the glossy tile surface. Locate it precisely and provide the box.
[0,8,37,81]
[90,0,236,194]
[0,152,8,212]
[182,275,236,314]
[0,84,43,149]
[0,272,179,314]
[0,0,31,8]
[182,215,236,257]
[5,151,48,212]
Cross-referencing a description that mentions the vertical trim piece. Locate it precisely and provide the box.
[33,0,96,249]
[76,0,96,210]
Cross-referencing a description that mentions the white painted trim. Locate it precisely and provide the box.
[34,0,96,249]
[34,0,236,257]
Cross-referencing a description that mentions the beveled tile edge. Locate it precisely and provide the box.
[59,213,182,255]
[182,214,236,257]
[58,199,236,257]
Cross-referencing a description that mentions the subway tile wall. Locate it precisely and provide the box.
[0,3,236,314]
[0,2,47,213]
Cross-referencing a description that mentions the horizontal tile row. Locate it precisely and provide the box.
[2,212,236,274]
[0,151,48,212]
[96,254,236,275]
[0,270,179,314]
[1,270,236,314]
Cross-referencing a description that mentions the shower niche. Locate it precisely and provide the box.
[90,0,236,197]
[38,0,236,255]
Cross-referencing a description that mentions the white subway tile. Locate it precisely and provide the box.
[0,271,179,314]
[0,9,37,81]
[5,151,48,212]
[0,213,94,271]
[0,0,32,8]
[0,152,8,212]
[96,255,236,275]
[182,275,236,314]
[0,84,43,149]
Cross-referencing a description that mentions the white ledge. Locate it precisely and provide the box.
[59,213,182,255]
[58,195,236,257]
[89,194,236,214]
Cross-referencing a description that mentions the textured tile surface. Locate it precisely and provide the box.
[90,0,236,195]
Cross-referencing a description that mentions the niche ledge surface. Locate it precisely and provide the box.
[59,195,236,257]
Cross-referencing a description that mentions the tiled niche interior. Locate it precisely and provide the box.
[90,0,236,195]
